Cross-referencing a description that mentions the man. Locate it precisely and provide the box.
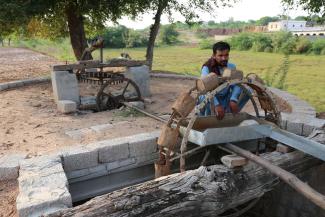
[199,41,249,119]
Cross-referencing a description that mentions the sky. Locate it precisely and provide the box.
[113,0,309,29]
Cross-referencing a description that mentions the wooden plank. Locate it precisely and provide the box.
[52,59,147,71]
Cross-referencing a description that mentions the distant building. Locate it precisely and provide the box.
[267,20,325,36]
[268,20,307,32]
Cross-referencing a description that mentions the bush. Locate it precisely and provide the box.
[126,29,148,48]
[271,31,293,53]
[159,24,179,45]
[229,33,253,50]
[251,33,272,52]
[280,37,298,54]
[199,38,215,49]
[311,38,325,55]
[102,26,128,48]
[295,37,312,54]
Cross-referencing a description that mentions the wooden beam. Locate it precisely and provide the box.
[48,151,322,217]
[52,59,148,71]
[224,143,325,209]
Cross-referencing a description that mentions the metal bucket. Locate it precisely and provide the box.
[171,91,196,118]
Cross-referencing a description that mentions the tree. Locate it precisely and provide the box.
[159,24,179,45]
[144,0,236,70]
[0,0,148,60]
[256,16,280,26]
[282,0,325,17]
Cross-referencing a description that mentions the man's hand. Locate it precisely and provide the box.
[215,105,225,120]
[229,101,239,114]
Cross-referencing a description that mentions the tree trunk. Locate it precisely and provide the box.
[65,5,88,61]
[49,151,322,217]
[145,0,167,70]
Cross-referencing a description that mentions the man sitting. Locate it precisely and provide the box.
[199,41,249,119]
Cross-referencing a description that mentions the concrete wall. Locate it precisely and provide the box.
[252,164,325,217]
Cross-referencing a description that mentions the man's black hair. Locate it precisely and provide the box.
[212,41,230,54]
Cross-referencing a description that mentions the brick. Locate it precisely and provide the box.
[135,152,159,165]
[57,100,77,114]
[129,131,159,157]
[221,155,248,168]
[286,121,303,135]
[276,144,294,153]
[0,154,27,181]
[98,139,130,163]
[61,146,98,172]
[106,158,136,171]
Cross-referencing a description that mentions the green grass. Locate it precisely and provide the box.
[14,39,325,112]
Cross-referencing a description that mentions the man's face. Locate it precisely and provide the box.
[214,49,229,67]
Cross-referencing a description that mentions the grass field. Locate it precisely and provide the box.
[16,41,325,112]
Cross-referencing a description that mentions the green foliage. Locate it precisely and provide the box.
[270,54,290,90]
[251,34,273,52]
[159,24,179,45]
[271,31,293,53]
[199,38,215,49]
[101,26,148,48]
[280,37,298,54]
[294,37,312,53]
[310,38,325,55]
[228,33,253,50]
[255,16,280,26]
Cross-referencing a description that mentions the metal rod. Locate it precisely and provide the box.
[223,143,325,210]
[122,102,168,123]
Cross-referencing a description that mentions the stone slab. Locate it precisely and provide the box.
[61,146,98,172]
[276,144,294,153]
[0,83,9,91]
[286,121,303,135]
[51,70,80,104]
[57,100,77,114]
[128,101,145,110]
[125,65,151,97]
[98,139,130,163]
[0,154,27,181]
[129,131,160,157]
[17,155,72,217]
[90,123,113,133]
[65,128,93,140]
[221,154,248,168]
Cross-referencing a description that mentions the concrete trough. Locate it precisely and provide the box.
[16,131,160,217]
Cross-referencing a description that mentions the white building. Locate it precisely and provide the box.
[268,20,307,32]
[267,20,325,36]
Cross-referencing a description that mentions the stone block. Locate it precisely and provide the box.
[128,101,145,110]
[17,155,72,217]
[125,65,151,97]
[221,155,248,168]
[90,123,113,133]
[276,144,294,153]
[129,131,159,157]
[286,121,303,135]
[51,70,80,104]
[65,128,93,140]
[135,152,159,165]
[0,83,9,91]
[106,158,136,171]
[0,154,27,181]
[57,100,77,114]
[61,146,98,172]
[98,139,130,163]
[66,164,107,180]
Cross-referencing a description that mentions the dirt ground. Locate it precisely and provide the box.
[0,48,291,217]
